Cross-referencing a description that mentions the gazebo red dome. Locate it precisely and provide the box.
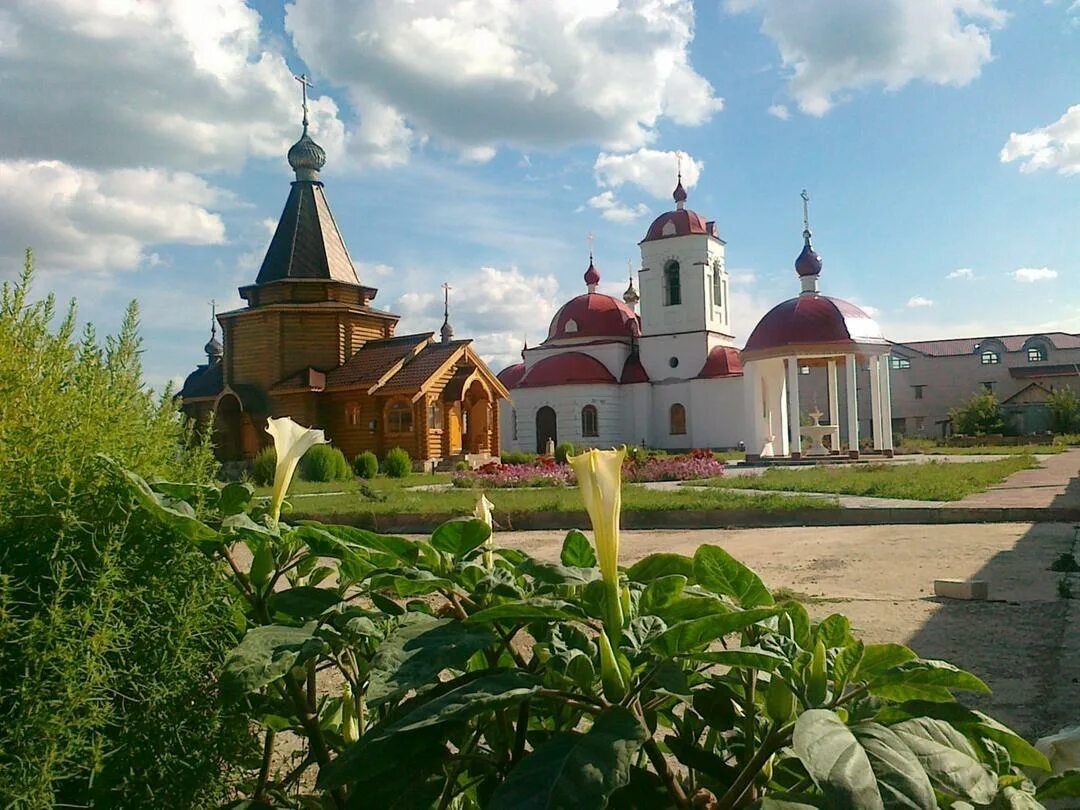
[518,352,616,388]
[497,362,526,390]
[697,346,744,378]
[743,295,886,359]
[641,208,710,243]
[547,293,640,341]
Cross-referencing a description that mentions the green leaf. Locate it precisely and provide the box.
[870,660,990,694]
[749,799,825,810]
[639,575,687,614]
[220,623,326,695]
[317,721,450,794]
[561,529,598,567]
[266,586,343,619]
[663,735,738,783]
[219,481,255,515]
[626,552,695,583]
[654,594,733,624]
[833,640,865,691]
[430,517,491,558]
[296,522,419,563]
[367,614,496,706]
[249,541,274,589]
[779,600,812,649]
[693,545,773,607]
[651,606,781,657]
[368,569,456,596]
[793,709,884,809]
[149,479,219,505]
[851,722,937,809]
[996,786,1043,809]
[889,717,997,804]
[467,598,588,625]
[857,644,919,681]
[1036,769,1080,800]
[519,557,600,586]
[115,463,219,542]
[687,646,786,670]
[814,614,853,648]
[488,707,647,809]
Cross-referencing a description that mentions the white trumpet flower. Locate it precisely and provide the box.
[474,492,495,569]
[266,416,328,525]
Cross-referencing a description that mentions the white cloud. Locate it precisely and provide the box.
[593,148,703,200]
[285,0,723,156]
[767,104,790,120]
[355,261,393,280]
[1000,105,1080,175]
[906,296,935,308]
[587,191,650,223]
[728,0,1007,115]
[0,0,350,173]
[395,265,561,370]
[1012,267,1058,282]
[852,303,881,318]
[458,145,498,164]
[947,267,975,279]
[0,160,228,273]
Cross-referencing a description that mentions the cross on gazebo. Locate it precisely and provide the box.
[293,72,313,129]
[801,188,811,233]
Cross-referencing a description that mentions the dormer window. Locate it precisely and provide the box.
[663,261,681,306]
[980,350,1000,365]
[1027,345,1047,362]
[661,221,677,237]
[564,319,578,333]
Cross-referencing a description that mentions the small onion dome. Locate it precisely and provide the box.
[742,295,886,361]
[623,279,640,306]
[204,334,223,362]
[440,319,454,342]
[517,352,616,388]
[288,131,326,178]
[547,293,640,341]
[796,231,823,277]
[584,257,600,289]
[641,207,710,243]
[620,353,649,384]
[673,178,688,206]
[497,362,526,390]
[697,345,743,378]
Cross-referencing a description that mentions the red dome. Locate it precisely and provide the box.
[584,259,600,286]
[743,295,886,359]
[620,353,650,383]
[641,208,710,243]
[697,346,744,378]
[497,362,526,390]
[547,293,640,341]
[518,352,617,388]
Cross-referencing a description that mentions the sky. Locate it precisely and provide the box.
[1,0,1077,390]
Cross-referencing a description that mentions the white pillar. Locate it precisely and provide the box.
[869,355,883,451]
[827,359,839,453]
[845,353,859,455]
[742,362,761,454]
[879,355,894,451]
[786,356,801,456]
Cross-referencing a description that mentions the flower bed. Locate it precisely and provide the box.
[453,450,726,488]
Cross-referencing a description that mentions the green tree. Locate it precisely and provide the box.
[1047,385,1080,434]
[0,251,252,807]
[950,390,1005,436]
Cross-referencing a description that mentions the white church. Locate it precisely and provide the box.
[496,180,897,461]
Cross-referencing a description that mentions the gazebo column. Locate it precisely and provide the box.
[845,353,859,458]
[879,355,894,455]
[827,359,839,453]
[786,356,801,458]
[742,362,761,460]
[869,355,883,451]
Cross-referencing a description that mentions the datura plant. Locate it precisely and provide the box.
[106,435,1080,809]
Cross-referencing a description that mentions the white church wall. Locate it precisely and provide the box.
[743,358,789,456]
[639,234,728,337]
[639,332,710,384]
[689,377,746,448]
[648,381,695,451]
[505,384,625,453]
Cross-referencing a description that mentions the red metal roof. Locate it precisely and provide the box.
[497,362,527,389]
[641,208,710,243]
[743,295,885,355]
[518,352,617,388]
[697,346,744,378]
[620,353,650,383]
[546,293,640,342]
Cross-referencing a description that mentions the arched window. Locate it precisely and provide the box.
[712,263,723,310]
[663,261,681,306]
[387,400,413,433]
[980,350,1000,365]
[669,403,687,435]
[581,405,598,437]
[427,399,443,430]
[1027,343,1048,362]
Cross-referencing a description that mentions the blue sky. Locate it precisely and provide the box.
[1,0,1076,389]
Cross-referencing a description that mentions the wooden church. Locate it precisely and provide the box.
[179,88,507,468]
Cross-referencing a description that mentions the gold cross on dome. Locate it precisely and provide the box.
[294,72,313,128]
[676,150,686,179]
[801,188,811,232]
[586,232,594,258]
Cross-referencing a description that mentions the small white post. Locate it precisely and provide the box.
[845,353,859,455]
[869,355,883,450]
[786,356,801,456]
[827,358,839,452]
[880,355,894,451]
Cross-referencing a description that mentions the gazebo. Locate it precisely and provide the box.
[741,205,893,460]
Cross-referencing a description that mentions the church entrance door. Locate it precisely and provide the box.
[447,405,462,454]
[536,406,557,454]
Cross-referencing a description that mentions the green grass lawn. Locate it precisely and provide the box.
[895,437,1067,455]
[261,474,833,518]
[695,455,1039,501]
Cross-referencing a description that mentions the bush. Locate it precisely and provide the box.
[252,445,277,486]
[455,460,470,472]
[353,450,379,479]
[1048,386,1080,434]
[554,441,575,463]
[301,443,351,482]
[950,390,1005,436]
[501,449,538,465]
[382,446,411,478]
[0,253,252,807]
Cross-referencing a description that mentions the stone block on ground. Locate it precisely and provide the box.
[934,578,989,600]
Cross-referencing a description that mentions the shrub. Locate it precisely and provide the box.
[0,253,252,807]
[950,390,1005,436]
[455,460,470,472]
[1048,386,1080,434]
[382,446,411,478]
[251,445,277,486]
[501,449,537,465]
[353,450,379,479]
[554,441,575,463]
[301,443,351,482]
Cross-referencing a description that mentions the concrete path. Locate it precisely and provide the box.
[957,448,1080,509]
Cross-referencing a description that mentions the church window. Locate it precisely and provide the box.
[428,400,443,430]
[980,350,1000,365]
[581,405,598,437]
[891,356,911,370]
[1027,345,1047,362]
[388,401,413,433]
[512,408,518,441]
[913,385,925,400]
[712,264,723,310]
[669,356,679,369]
[669,403,687,435]
[347,404,360,425]
[564,319,578,333]
[663,261,681,306]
